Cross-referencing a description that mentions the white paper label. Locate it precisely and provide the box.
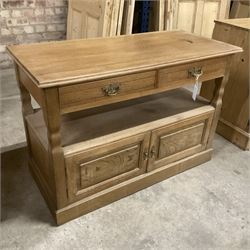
[192,81,201,101]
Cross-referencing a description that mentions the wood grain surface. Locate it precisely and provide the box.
[7,31,241,87]
[215,18,250,30]
[10,30,242,224]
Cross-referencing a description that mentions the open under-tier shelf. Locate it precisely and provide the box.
[26,88,211,153]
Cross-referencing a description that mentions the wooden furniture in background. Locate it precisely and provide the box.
[67,0,119,39]
[167,0,230,37]
[157,0,166,31]
[230,0,250,18]
[120,0,135,34]
[116,0,125,35]
[8,31,241,225]
[201,18,250,150]
[67,0,231,38]
[67,0,133,38]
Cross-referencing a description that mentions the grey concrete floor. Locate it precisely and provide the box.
[0,68,26,150]
[1,68,250,250]
[0,68,39,150]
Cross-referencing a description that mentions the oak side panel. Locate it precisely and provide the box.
[14,63,34,155]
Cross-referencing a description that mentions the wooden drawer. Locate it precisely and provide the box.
[59,71,156,113]
[158,58,227,89]
[147,111,213,171]
[65,132,150,202]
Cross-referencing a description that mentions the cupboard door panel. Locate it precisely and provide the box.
[147,111,213,171]
[80,145,140,189]
[158,123,204,159]
[65,132,150,202]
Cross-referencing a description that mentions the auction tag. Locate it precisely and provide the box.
[192,81,201,101]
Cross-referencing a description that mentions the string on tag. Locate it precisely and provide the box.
[189,67,203,101]
[192,80,201,101]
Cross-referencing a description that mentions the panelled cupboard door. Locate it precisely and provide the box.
[168,0,230,37]
[67,0,113,39]
[147,112,213,172]
[65,132,150,202]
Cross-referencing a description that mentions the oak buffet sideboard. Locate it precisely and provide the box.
[7,31,242,225]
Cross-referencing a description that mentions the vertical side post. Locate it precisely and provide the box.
[207,56,232,148]
[42,88,68,209]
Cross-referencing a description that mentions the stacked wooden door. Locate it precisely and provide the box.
[67,0,230,39]
[166,0,230,37]
[67,0,121,39]
[67,0,168,38]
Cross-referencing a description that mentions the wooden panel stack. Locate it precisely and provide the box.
[67,0,230,39]
[67,0,121,39]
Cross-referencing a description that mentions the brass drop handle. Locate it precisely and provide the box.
[150,146,156,158]
[102,83,120,96]
[188,67,203,82]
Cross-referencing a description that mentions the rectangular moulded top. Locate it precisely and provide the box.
[7,30,242,88]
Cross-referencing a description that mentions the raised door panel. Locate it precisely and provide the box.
[147,111,213,171]
[173,0,197,33]
[67,0,111,39]
[169,0,230,37]
[158,123,204,158]
[65,132,150,202]
[199,0,230,38]
[200,1,221,38]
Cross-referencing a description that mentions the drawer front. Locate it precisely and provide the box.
[59,71,156,113]
[65,132,150,202]
[158,58,227,89]
[147,111,213,171]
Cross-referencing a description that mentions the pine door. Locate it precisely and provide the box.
[67,0,113,39]
[167,0,230,37]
